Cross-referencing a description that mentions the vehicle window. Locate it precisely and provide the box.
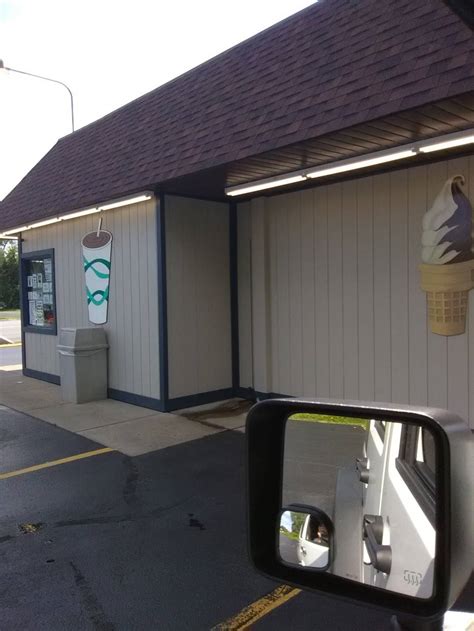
[396,425,436,526]
[420,428,436,476]
[373,420,386,441]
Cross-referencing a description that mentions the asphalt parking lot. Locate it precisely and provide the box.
[0,402,402,630]
[0,401,471,630]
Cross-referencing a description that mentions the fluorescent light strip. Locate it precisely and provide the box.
[99,193,153,211]
[306,149,415,179]
[28,217,61,229]
[3,226,28,235]
[59,207,101,221]
[226,175,306,197]
[419,134,474,154]
[3,192,155,235]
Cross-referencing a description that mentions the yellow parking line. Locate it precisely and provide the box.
[0,343,22,348]
[0,447,114,480]
[212,585,301,630]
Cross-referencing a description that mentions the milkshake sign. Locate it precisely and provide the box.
[420,175,474,336]
[82,230,113,325]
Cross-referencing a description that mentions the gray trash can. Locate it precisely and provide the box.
[58,328,109,403]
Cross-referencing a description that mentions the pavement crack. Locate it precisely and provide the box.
[55,497,194,529]
[70,562,115,630]
[56,515,132,527]
[122,458,139,506]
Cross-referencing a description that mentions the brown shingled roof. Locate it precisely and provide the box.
[1,0,474,230]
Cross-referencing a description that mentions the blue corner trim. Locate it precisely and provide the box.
[23,368,60,385]
[108,388,166,412]
[166,388,236,412]
[109,387,236,413]
[157,194,169,409]
[18,235,27,371]
[229,202,240,392]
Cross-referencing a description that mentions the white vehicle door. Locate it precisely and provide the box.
[297,516,329,568]
[360,420,389,583]
[363,423,436,598]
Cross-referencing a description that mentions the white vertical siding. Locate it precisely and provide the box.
[166,195,232,399]
[251,197,273,394]
[22,199,160,398]
[341,180,359,399]
[327,184,344,398]
[239,155,474,429]
[301,189,316,396]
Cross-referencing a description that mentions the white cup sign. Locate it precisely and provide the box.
[82,230,113,324]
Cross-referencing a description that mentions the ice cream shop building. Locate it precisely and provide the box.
[1,0,474,429]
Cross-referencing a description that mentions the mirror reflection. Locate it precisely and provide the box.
[281,414,437,599]
[279,509,331,569]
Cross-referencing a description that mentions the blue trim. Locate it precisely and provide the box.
[109,387,236,413]
[167,388,235,412]
[23,368,60,385]
[18,235,27,371]
[20,247,58,336]
[108,388,166,412]
[157,194,169,409]
[229,202,240,392]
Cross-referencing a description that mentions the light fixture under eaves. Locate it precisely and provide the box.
[28,218,61,229]
[3,226,28,235]
[2,192,155,236]
[306,149,415,179]
[226,175,307,197]
[59,207,101,221]
[98,193,153,211]
[225,127,474,197]
[418,131,474,154]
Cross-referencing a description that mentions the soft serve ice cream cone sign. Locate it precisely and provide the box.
[420,175,474,336]
[82,224,113,325]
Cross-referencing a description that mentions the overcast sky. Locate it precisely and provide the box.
[0,0,317,201]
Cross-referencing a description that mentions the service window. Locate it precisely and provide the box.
[21,249,57,334]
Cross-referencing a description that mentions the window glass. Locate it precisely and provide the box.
[420,428,436,477]
[23,253,56,330]
[373,419,386,441]
[396,425,436,526]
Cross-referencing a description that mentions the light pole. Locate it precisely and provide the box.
[0,59,75,132]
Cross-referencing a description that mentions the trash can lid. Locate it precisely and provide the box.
[57,327,108,351]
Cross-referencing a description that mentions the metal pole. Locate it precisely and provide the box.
[0,60,75,132]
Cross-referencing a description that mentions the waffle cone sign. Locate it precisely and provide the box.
[420,175,474,336]
[419,261,474,336]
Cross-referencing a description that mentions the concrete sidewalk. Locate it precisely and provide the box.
[0,368,248,456]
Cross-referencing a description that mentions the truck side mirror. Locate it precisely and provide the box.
[246,399,473,625]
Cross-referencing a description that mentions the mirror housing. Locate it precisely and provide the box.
[246,399,473,620]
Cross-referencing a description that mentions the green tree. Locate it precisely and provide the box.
[0,240,20,309]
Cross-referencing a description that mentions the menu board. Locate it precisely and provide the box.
[24,256,55,328]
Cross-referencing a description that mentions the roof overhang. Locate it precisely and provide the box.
[2,94,474,234]
[159,93,474,200]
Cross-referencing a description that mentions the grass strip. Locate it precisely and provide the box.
[290,413,368,430]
